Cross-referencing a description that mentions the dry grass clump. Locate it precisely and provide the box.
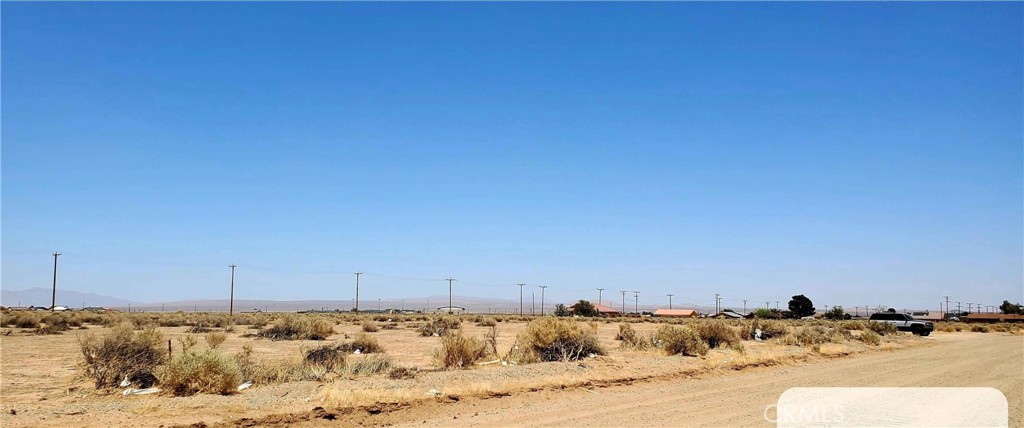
[693,321,740,349]
[257,315,334,340]
[79,323,166,389]
[780,326,846,347]
[971,325,990,333]
[388,366,416,380]
[435,331,487,369]
[937,322,967,332]
[343,333,384,354]
[866,321,898,335]
[305,344,348,371]
[234,345,295,384]
[205,332,227,349]
[361,321,379,333]
[839,320,865,331]
[859,330,881,346]
[419,316,461,336]
[654,325,709,356]
[616,323,651,350]
[11,311,41,329]
[512,317,605,363]
[161,349,241,396]
[345,354,394,376]
[476,317,497,327]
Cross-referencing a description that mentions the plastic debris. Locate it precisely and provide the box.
[237,381,253,391]
[754,328,763,341]
[587,353,596,358]
[476,359,501,366]
[119,375,131,387]
[122,388,160,396]
[353,349,362,355]
[426,389,442,397]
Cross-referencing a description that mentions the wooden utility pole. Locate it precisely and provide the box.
[633,291,639,314]
[354,272,362,313]
[447,277,456,314]
[540,285,548,314]
[667,294,673,310]
[51,252,61,311]
[229,264,237,317]
[518,283,526,316]
[621,291,627,314]
[597,288,604,306]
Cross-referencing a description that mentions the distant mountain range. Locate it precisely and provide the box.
[1,287,140,308]
[0,288,714,313]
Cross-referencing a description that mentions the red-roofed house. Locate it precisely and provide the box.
[964,313,1024,323]
[653,309,699,318]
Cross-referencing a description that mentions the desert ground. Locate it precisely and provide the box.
[0,313,1020,427]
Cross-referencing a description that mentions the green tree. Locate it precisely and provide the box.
[752,308,774,318]
[788,295,816,318]
[824,305,849,320]
[571,300,601,317]
[553,303,569,317]
[999,300,1023,315]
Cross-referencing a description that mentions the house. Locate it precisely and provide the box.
[570,303,621,317]
[710,310,744,319]
[963,313,1024,323]
[652,309,698,318]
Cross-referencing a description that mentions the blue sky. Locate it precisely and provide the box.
[2,3,1021,311]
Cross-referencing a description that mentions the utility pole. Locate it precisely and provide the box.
[743,299,747,314]
[531,293,535,316]
[633,291,639,314]
[715,293,721,314]
[229,264,237,317]
[518,283,526,316]
[378,298,381,311]
[354,272,362,313]
[621,291,627,314]
[667,294,674,310]
[447,278,456,314]
[540,285,548,315]
[943,296,950,317]
[775,301,780,319]
[956,301,961,315]
[597,288,604,306]
[50,252,61,311]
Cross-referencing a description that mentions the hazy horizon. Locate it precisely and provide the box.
[2,3,1022,311]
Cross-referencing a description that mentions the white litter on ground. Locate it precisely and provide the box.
[237,381,253,391]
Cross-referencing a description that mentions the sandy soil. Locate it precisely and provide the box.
[0,321,1019,427]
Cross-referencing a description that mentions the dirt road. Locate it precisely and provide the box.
[253,333,1022,427]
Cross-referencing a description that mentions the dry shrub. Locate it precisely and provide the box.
[484,325,499,356]
[35,323,70,335]
[388,366,416,380]
[234,345,295,384]
[435,331,487,369]
[305,344,347,371]
[840,321,865,331]
[513,317,605,363]
[187,324,212,333]
[345,354,393,376]
[866,321,898,336]
[616,323,651,350]
[476,317,497,327]
[971,325,990,333]
[258,315,334,340]
[654,325,708,356]
[859,330,881,346]
[746,319,789,340]
[205,332,227,349]
[12,312,40,329]
[781,326,845,346]
[693,321,740,349]
[361,321,379,333]
[162,350,241,396]
[79,323,165,389]
[419,316,461,336]
[344,333,385,354]
[382,322,399,330]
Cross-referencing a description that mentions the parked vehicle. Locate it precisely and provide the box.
[868,312,934,336]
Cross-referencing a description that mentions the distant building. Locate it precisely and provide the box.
[653,309,699,318]
[709,309,744,319]
[570,303,620,316]
[963,313,1024,323]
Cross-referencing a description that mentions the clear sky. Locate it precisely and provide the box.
[2,3,1021,311]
